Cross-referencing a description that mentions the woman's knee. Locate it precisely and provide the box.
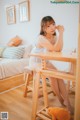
[47,62,57,70]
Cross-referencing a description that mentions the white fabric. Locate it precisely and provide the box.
[23,44,33,58]
[0,58,29,79]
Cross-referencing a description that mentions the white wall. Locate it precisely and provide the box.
[0,0,79,50]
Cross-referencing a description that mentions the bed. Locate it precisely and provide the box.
[0,44,32,93]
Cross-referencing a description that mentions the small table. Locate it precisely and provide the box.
[30,51,77,120]
[30,51,76,80]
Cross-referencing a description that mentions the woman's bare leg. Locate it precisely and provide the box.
[58,79,73,112]
[47,62,64,105]
[47,62,73,114]
[49,77,64,105]
[58,79,70,103]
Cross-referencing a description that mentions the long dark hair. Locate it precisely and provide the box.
[40,16,56,36]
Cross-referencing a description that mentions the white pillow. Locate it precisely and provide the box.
[23,44,33,58]
[2,46,25,59]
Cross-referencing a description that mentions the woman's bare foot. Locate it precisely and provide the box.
[67,105,74,115]
[64,101,74,115]
[58,95,66,107]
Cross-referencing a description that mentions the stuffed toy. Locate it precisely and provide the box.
[48,107,70,120]
[7,36,22,46]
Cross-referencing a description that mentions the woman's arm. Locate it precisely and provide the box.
[53,25,64,52]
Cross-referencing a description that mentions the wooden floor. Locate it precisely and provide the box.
[0,85,75,120]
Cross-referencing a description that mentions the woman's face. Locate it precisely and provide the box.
[45,21,56,35]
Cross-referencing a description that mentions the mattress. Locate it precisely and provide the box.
[0,58,29,79]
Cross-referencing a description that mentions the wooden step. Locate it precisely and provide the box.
[37,108,51,120]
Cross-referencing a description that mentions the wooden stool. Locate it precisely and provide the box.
[24,66,53,97]
[23,66,44,97]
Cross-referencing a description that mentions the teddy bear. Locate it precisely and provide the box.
[48,107,70,120]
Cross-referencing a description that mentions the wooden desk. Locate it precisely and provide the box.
[30,51,79,120]
[30,51,76,62]
[30,51,76,81]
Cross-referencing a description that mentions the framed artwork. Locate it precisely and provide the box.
[19,1,30,22]
[6,6,16,24]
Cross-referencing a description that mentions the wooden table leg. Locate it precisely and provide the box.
[74,22,80,120]
[31,72,40,120]
[41,74,49,107]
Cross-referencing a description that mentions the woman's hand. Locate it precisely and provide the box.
[56,25,64,33]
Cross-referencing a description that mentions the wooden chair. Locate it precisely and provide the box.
[23,66,75,120]
[30,57,76,120]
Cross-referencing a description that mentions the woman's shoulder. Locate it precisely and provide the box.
[37,35,47,42]
[38,35,45,39]
[36,35,48,46]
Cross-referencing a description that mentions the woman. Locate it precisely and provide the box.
[29,16,73,114]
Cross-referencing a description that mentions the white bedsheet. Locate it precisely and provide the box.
[0,58,29,79]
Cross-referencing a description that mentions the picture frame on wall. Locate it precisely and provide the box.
[6,6,16,24]
[19,1,30,22]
